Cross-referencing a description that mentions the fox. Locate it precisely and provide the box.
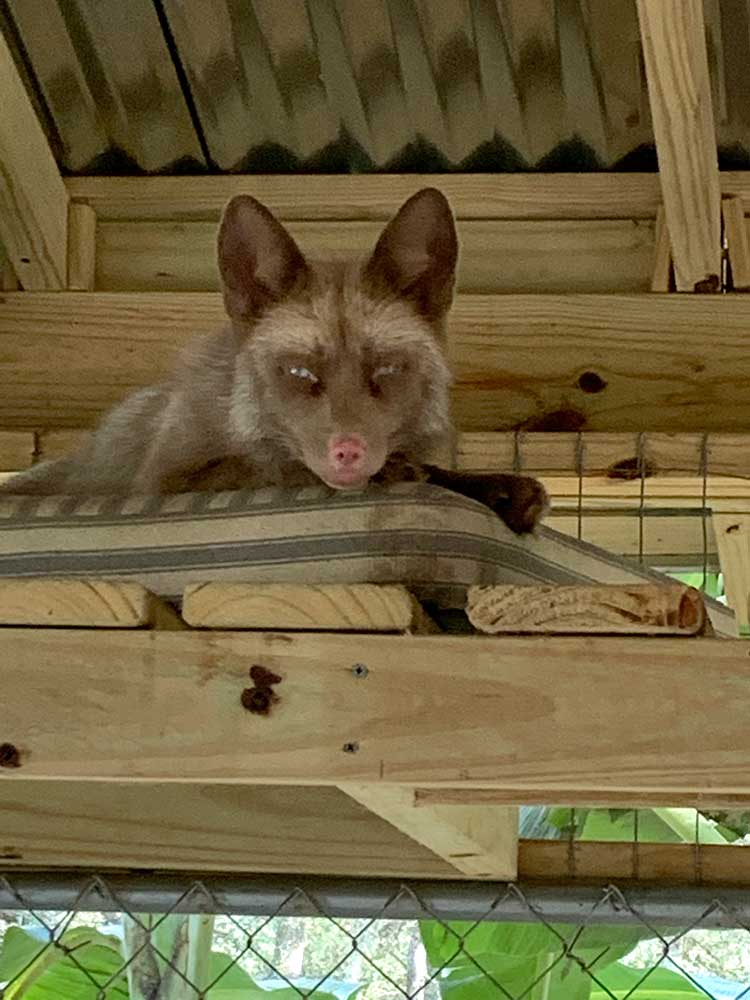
[0,187,547,533]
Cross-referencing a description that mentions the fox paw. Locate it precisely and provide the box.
[486,475,549,535]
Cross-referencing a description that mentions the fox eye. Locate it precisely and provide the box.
[289,365,319,384]
[373,362,402,380]
[287,364,323,397]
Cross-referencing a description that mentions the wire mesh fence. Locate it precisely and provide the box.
[3,872,750,999]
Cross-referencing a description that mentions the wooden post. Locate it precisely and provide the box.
[0,30,68,288]
[637,0,721,291]
[67,203,97,291]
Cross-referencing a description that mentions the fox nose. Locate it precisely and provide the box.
[329,435,366,470]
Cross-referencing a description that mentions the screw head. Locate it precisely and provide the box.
[342,741,360,754]
[351,663,369,679]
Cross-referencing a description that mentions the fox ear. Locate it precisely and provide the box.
[218,195,309,320]
[364,187,458,320]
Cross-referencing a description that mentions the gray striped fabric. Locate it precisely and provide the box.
[0,482,734,633]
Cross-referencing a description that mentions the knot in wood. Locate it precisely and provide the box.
[241,664,282,716]
[0,743,21,768]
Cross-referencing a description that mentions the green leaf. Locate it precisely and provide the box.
[591,961,708,998]
[421,919,656,1000]
[579,808,730,845]
[0,926,127,999]
[0,927,48,982]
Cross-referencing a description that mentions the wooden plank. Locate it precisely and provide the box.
[546,512,717,563]
[637,0,721,291]
[0,578,158,627]
[66,173,666,221]
[519,840,750,887]
[64,173,750,223]
[67,202,97,291]
[713,514,750,634]
[723,197,750,290]
[0,430,35,471]
[651,205,672,292]
[22,428,750,482]
[456,431,750,478]
[466,583,707,635]
[95,218,655,294]
[4,292,750,431]
[417,788,750,810]
[530,477,750,511]
[340,784,518,879]
[0,30,68,288]
[0,790,747,882]
[182,583,423,632]
[3,629,750,798]
[0,780,456,876]
[0,250,19,291]
[36,428,88,461]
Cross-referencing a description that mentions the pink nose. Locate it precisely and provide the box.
[329,435,366,470]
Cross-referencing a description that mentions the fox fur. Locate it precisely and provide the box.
[0,188,547,533]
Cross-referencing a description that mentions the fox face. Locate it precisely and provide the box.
[219,187,458,489]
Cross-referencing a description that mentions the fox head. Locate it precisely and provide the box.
[218,187,457,490]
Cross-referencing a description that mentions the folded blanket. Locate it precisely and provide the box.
[0,482,733,634]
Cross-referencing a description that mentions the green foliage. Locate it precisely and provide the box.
[421,919,657,1000]
[667,571,724,600]
[0,926,128,999]
[591,962,707,998]
[421,806,733,999]
[0,924,355,999]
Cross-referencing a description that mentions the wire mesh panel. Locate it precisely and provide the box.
[3,874,750,998]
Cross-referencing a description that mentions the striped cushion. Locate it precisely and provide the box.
[0,482,733,632]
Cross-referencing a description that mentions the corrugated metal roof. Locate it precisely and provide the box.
[2,0,749,175]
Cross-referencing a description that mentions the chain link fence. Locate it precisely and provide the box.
[2,872,750,999]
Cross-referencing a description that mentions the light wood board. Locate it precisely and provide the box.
[2,629,750,800]
[637,0,721,291]
[95,218,655,294]
[466,583,707,635]
[182,582,424,632]
[0,780,457,876]
[66,173,667,221]
[341,784,518,879]
[0,578,155,627]
[0,30,68,288]
[4,293,750,431]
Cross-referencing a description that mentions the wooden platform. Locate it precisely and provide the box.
[1,577,747,883]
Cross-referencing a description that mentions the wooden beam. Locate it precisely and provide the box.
[182,583,428,632]
[2,629,750,798]
[0,578,158,627]
[456,431,750,478]
[95,218,655,294]
[62,173,750,223]
[466,583,707,635]
[0,29,68,289]
[22,427,750,482]
[340,785,517,879]
[66,174,667,221]
[67,203,97,291]
[0,430,35,471]
[519,840,750,886]
[0,780,457,876]
[651,205,672,292]
[417,788,750,810]
[713,514,750,634]
[637,0,721,291]
[722,197,750,290]
[5,292,750,431]
[0,788,747,882]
